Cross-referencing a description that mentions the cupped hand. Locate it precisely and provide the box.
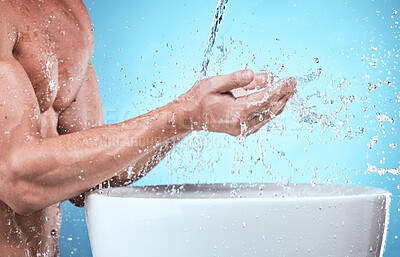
[175,70,297,136]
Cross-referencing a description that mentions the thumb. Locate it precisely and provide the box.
[212,70,254,93]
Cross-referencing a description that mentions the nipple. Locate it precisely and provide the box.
[50,228,58,237]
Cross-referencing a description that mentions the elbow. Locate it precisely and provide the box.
[0,142,51,215]
[14,184,46,215]
[0,165,47,215]
[3,181,47,215]
[9,202,39,216]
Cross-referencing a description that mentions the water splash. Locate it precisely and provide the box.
[368,136,379,149]
[376,113,395,126]
[289,69,364,140]
[367,163,400,176]
[200,4,363,141]
[187,0,382,184]
[199,0,229,79]
[296,68,323,88]
[197,0,357,141]
[368,82,383,91]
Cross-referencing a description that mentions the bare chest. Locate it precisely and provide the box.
[9,0,93,116]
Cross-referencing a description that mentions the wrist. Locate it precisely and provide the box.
[167,100,197,134]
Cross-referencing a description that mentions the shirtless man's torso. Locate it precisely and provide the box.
[1,1,100,255]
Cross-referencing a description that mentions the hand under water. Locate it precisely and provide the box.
[175,70,297,136]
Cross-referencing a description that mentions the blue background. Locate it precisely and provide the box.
[60,0,400,256]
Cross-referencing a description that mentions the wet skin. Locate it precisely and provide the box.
[0,0,296,256]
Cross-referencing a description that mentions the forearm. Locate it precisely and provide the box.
[6,103,189,213]
[69,131,189,207]
[111,132,189,186]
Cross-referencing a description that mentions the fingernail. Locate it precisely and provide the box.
[289,78,297,87]
[231,88,247,98]
[242,70,253,82]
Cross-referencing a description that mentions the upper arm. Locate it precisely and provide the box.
[58,63,104,134]
[0,26,42,208]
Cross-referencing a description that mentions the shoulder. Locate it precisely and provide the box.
[63,0,94,50]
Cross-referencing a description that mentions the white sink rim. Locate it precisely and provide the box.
[88,183,391,200]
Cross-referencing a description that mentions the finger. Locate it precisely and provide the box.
[231,72,274,98]
[243,113,272,135]
[243,72,274,90]
[246,118,269,135]
[249,91,294,128]
[241,113,272,136]
[249,77,296,103]
[270,92,292,116]
[211,70,254,93]
[230,88,248,98]
[243,95,291,136]
[245,78,296,112]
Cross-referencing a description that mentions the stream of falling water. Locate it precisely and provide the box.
[175,0,230,179]
[199,0,229,79]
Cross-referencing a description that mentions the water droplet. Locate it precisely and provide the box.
[376,113,394,125]
[311,175,319,186]
[368,82,382,91]
[314,57,320,63]
[368,136,379,149]
[393,10,398,15]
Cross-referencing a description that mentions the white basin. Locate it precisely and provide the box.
[85,183,390,257]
